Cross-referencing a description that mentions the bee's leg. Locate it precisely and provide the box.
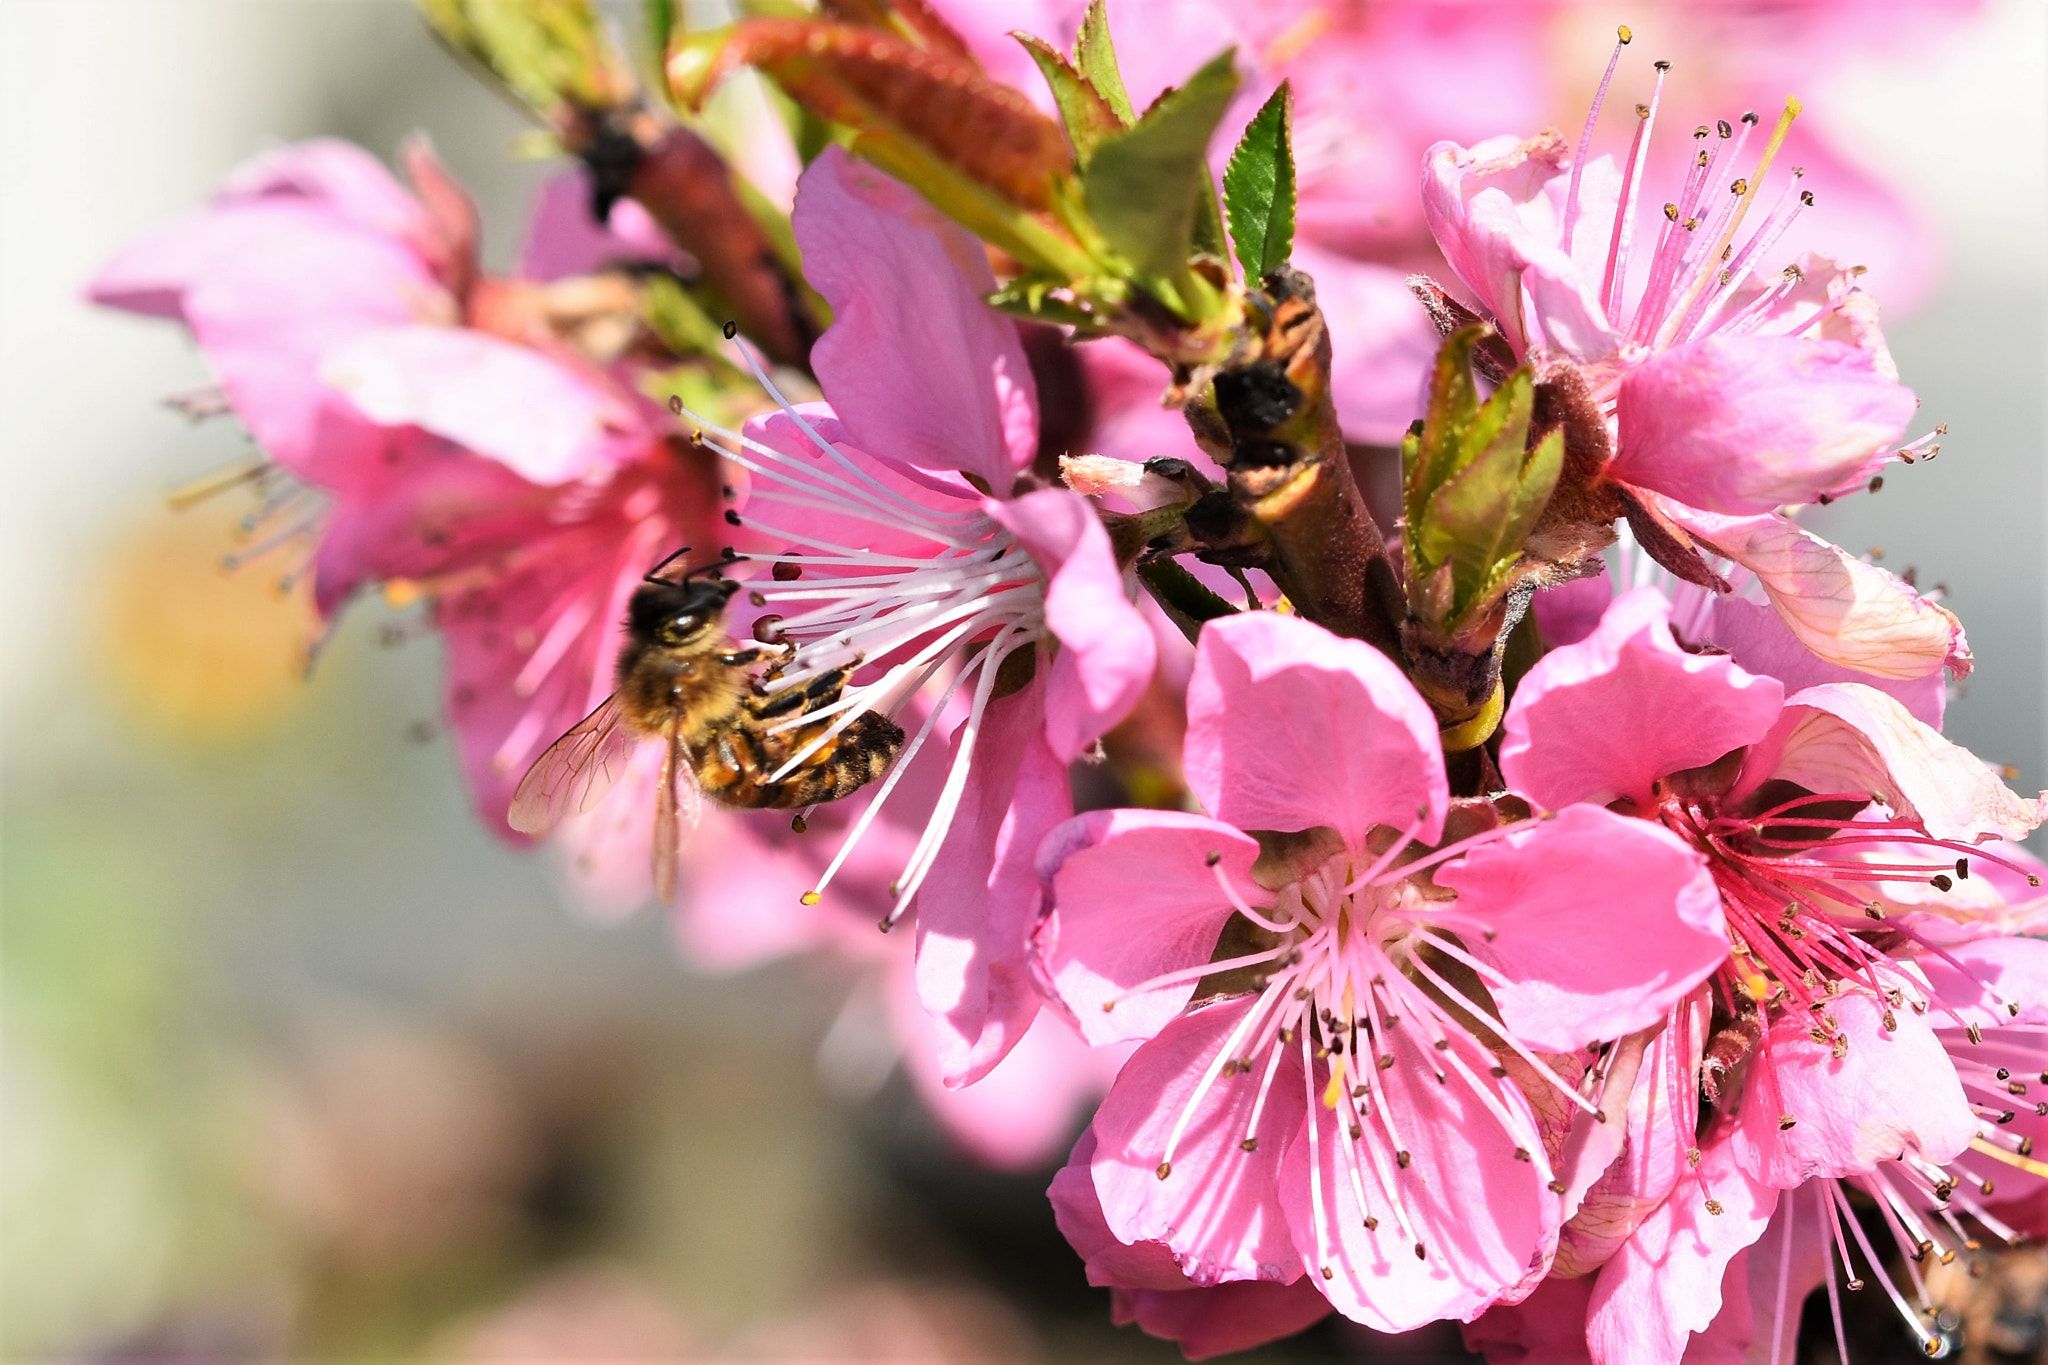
[745,685,810,720]
[719,646,767,668]
[744,661,860,720]
[795,664,858,712]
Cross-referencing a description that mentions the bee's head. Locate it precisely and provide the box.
[629,575,738,650]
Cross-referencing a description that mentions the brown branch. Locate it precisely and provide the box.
[1203,267,1403,657]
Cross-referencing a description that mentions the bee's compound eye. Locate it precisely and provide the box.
[660,614,701,645]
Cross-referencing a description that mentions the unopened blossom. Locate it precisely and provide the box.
[684,147,1155,1085]
[89,138,726,824]
[1032,611,1727,1333]
[1493,586,2044,1362]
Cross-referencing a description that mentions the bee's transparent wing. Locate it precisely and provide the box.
[651,724,706,907]
[507,693,641,835]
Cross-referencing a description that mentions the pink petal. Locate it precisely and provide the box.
[1185,613,1447,848]
[178,212,445,480]
[1281,1020,1558,1333]
[519,168,685,282]
[1613,335,1915,515]
[793,146,1036,492]
[322,325,644,485]
[1584,1132,1778,1365]
[1919,935,2048,1030]
[1461,1274,1594,1365]
[1049,1129,1195,1292]
[1744,683,2044,844]
[893,962,1127,1172]
[87,204,309,322]
[1731,992,1973,1188]
[985,489,1155,763]
[1113,1279,1333,1360]
[1420,135,1621,361]
[310,425,550,612]
[914,675,1069,1086]
[1554,995,1707,1277]
[1659,504,1969,681]
[1089,998,1305,1287]
[1499,588,1784,812]
[215,138,428,242]
[398,136,480,295]
[1438,807,1724,1053]
[1703,592,1945,728]
[1032,809,1265,1046]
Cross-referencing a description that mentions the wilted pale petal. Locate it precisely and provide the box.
[1744,682,2044,844]
[1704,593,1944,728]
[1660,503,1969,681]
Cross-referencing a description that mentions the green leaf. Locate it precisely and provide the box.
[1071,0,1136,125]
[437,0,624,111]
[988,276,1107,329]
[1222,81,1295,278]
[1401,326,1563,629]
[1138,559,1239,643]
[1014,32,1124,165]
[1081,47,1239,314]
[646,0,677,61]
[641,274,744,370]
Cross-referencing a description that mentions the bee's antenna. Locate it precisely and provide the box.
[644,545,694,584]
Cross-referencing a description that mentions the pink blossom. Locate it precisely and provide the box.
[1031,611,1727,1331]
[681,148,1156,1087]
[89,139,727,832]
[1422,69,1925,515]
[1493,587,2044,1360]
[1415,47,1975,690]
[90,139,652,497]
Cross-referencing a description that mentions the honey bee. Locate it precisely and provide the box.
[508,553,905,901]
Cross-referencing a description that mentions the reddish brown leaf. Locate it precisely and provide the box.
[820,0,977,65]
[684,19,1070,209]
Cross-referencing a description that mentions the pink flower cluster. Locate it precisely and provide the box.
[92,4,2041,1360]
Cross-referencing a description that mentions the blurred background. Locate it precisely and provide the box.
[2,2,2042,1361]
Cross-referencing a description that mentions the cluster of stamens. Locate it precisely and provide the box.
[1111,814,1622,1278]
[683,346,1049,926]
